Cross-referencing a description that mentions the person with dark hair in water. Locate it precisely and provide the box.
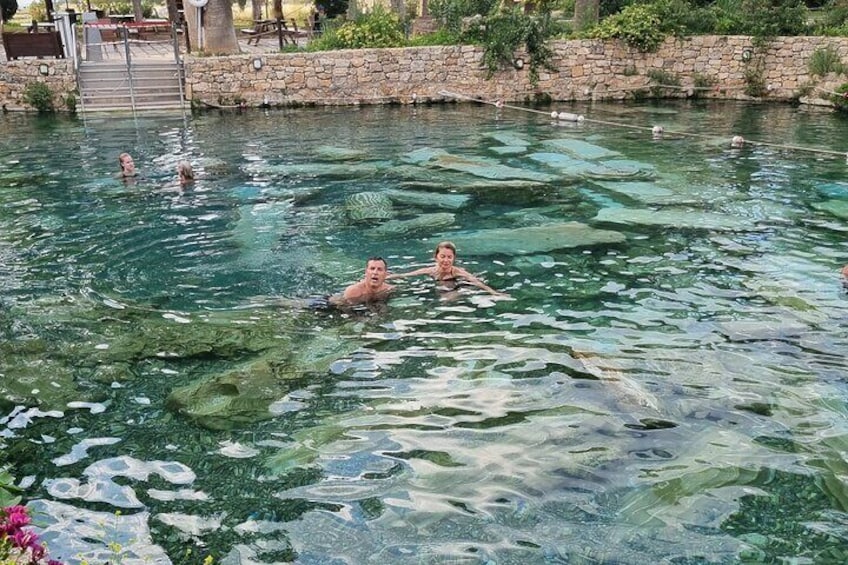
[389,240,508,297]
[841,264,848,292]
[331,256,395,306]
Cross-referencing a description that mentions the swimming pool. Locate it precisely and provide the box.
[2,101,847,563]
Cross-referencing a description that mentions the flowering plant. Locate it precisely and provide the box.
[0,505,63,565]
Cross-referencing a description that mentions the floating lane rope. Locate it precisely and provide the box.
[438,90,848,160]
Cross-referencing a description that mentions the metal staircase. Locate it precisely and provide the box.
[76,18,186,114]
[78,60,185,112]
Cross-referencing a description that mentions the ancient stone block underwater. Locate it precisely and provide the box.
[1,101,847,564]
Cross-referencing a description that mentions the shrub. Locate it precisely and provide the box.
[744,61,768,96]
[809,45,846,76]
[64,92,78,114]
[647,68,681,96]
[22,82,55,113]
[811,0,848,35]
[407,28,461,46]
[830,82,848,111]
[709,0,807,37]
[430,0,498,35]
[473,7,557,85]
[311,6,405,50]
[588,4,667,51]
[692,72,715,97]
[101,1,158,19]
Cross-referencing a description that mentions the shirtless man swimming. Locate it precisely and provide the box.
[328,256,395,308]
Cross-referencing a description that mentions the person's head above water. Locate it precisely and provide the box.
[118,152,136,177]
[363,256,389,289]
[332,256,394,307]
[177,160,194,183]
[433,241,457,270]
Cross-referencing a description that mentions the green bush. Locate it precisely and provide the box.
[64,92,78,114]
[473,7,557,85]
[309,6,405,50]
[407,28,461,46]
[26,0,47,22]
[811,0,848,35]
[22,82,55,113]
[588,4,667,51]
[809,45,846,76]
[743,60,768,96]
[708,0,807,37]
[430,0,498,35]
[102,1,158,19]
[647,68,681,96]
[830,82,848,111]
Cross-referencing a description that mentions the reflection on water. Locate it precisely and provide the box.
[1,102,848,564]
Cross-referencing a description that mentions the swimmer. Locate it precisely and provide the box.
[326,256,395,308]
[118,152,137,178]
[841,264,848,291]
[388,241,508,297]
[177,160,195,184]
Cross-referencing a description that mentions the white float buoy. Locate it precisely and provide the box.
[731,135,745,148]
[551,110,559,119]
[558,112,584,122]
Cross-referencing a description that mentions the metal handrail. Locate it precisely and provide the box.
[122,26,136,114]
[172,21,186,114]
[73,19,87,118]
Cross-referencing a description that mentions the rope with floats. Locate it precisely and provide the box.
[438,90,848,159]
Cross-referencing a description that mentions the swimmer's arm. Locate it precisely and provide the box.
[386,267,433,280]
[454,267,510,297]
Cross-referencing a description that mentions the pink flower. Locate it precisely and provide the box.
[5,506,31,529]
[11,528,39,549]
[0,506,64,565]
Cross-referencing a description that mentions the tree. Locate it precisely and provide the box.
[0,0,18,24]
[574,0,599,31]
[184,0,240,54]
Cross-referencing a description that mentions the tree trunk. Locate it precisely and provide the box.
[573,0,599,32]
[251,0,263,21]
[184,0,240,54]
[132,0,144,21]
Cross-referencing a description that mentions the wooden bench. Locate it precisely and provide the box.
[2,31,65,60]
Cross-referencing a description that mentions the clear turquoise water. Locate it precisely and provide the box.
[1,102,847,564]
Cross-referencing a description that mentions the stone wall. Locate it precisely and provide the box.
[0,60,77,111]
[185,36,848,107]
[2,36,848,111]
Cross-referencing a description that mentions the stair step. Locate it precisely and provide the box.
[78,60,184,112]
[81,80,182,90]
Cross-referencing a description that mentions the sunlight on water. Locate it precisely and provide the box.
[1,102,848,564]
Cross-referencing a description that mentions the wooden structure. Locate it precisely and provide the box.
[2,31,65,60]
[241,18,308,46]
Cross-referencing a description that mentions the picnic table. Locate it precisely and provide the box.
[241,18,308,45]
